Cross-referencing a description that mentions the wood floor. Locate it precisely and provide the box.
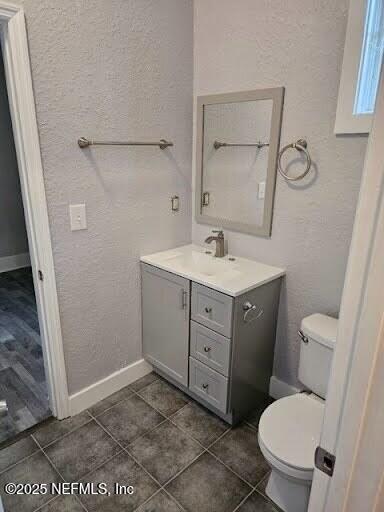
[0,267,50,444]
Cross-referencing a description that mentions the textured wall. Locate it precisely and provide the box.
[20,0,193,394]
[0,51,28,259]
[193,0,368,387]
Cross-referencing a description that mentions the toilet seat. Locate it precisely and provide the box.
[258,393,324,477]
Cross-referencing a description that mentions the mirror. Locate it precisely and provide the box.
[195,88,284,236]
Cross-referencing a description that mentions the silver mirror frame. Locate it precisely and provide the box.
[195,87,284,237]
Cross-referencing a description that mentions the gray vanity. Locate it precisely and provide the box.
[141,245,284,424]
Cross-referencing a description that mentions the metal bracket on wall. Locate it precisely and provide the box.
[315,446,336,477]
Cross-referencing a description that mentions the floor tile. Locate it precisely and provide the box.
[39,495,85,511]
[138,379,188,417]
[246,397,274,430]
[97,394,164,446]
[129,372,159,392]
[0,451,61,512]
[88,386,134,417]
[237,490,279,512]
[172,401,229,447]
[33,411,91,447]
[210,424,269,486]
[166,452,251,512]
[256,471,271,495]
[0,435,38,473]
[79,451,159,512]
[136,490,183,511]
[129,420,203,485]
[45,419,120,481]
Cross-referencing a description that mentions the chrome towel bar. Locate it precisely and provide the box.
[214,140,269,149]
[78,137,173,149]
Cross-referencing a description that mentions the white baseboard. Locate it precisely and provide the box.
[0,252,30,273]
[269,375,301,400]
[69,358,153,416]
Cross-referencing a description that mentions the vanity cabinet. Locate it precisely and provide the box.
[141,259,283,425]
[141,264,190,387]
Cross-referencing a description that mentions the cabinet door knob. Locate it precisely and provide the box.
[202,383,209,390]
[204,306,212,314]
[203,346,211,352]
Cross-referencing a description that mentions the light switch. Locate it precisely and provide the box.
[69,204,87,231]
[258,181,266,199]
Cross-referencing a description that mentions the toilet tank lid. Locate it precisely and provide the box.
[301,314,338,349]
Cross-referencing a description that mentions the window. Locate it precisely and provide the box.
[335,0,384,134]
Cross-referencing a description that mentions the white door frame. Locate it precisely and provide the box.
[309,67,384,509]
[0,2,69,419]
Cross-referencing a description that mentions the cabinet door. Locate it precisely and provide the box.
[141,263,190,386]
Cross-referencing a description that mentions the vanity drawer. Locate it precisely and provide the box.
[191,283,233,337]
[190,321,231,376]
[189,357,228,413]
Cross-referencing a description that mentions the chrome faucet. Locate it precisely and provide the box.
[205,230,226,258]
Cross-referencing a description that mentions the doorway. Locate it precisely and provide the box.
[0,47,51,443]
[0,3,69,444]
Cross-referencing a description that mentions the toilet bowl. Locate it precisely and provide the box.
[258,313,338,512]
[258,393,324,512]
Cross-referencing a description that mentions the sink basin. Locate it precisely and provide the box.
[161,250,240,278]
[141,244,285,297]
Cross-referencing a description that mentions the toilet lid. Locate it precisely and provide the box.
[259,394,324,471]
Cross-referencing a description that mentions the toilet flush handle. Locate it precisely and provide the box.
[298,330,309,344]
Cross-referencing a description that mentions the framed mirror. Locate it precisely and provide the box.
[195,87,284,237]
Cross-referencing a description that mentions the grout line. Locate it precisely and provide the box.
[0,440,40,476]
[32,415,94,450]
[244,419,258,431]
[231,486,256,512]
[33,495,61,512]
[205,447,255,489]
[205,424,232,449]
[87,407,168,449]
[90,406,197,512]
[90,414,163,491]
[167,402,190,420]
[159,449,206,488]
[253,488,281,511]
[75,448,125,482]
[32,437,89,512]
[161,487,188,512]
[86,390,135,418]
[131,389,188,422]
[131,488,162,511]
[125,387,258,493]
[90,400,194,512]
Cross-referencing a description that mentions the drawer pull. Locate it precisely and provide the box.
[204,306,212,314]
[202,383,209,390]
[203,346,211,353]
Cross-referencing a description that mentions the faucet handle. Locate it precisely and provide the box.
[212,229,224,237]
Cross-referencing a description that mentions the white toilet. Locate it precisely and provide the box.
[258,313,338,512]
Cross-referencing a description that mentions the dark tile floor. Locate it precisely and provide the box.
[0,268,50,443]
[0,372,279,512]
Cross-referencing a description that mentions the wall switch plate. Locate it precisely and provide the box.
[69,204,87,231]
[258,181,266,199]
[171,195,180,211]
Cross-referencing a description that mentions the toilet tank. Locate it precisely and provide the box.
[298,314,338,399]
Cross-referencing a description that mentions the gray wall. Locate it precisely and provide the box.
[0,51,28,259]
[193,0,368,387]
[21,0,193,394]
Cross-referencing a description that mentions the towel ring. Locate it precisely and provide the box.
[278,139,312,181]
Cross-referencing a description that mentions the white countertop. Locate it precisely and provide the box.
[140,244,285,297]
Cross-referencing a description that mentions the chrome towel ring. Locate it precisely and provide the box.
[278,138,312,181]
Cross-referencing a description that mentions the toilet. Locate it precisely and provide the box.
[258,313,338,512]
